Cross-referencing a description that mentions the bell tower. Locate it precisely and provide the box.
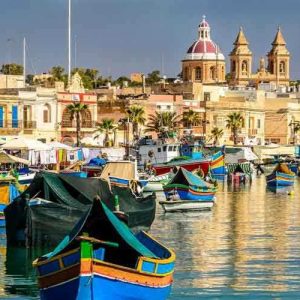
[229,27,252,86]
[267,27,290,86]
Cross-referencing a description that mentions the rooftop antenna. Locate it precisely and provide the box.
[74,34,77,69]
[68,0,72,87]
[23,37,26,87]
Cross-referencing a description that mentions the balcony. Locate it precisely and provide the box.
[61,121,96,130]
[248,128,258,136]
[0,120,22,133]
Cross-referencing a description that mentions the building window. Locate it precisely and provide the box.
[279,61,285,74]
[257,119,261,129]
[204,92,210,102]
[231,60,236,73]
[269,61,274,74]
[157,147,161,152]
[210,66,215,80]
[195,67,202,81]
[241,60,248,75]
[43,104,51,123]
[184,67,189,81]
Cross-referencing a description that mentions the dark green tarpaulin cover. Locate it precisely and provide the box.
[44,200,156,260]
[5,171,156,247]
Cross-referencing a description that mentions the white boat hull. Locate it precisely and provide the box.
[159,200,214,212]
[143,182,163,192]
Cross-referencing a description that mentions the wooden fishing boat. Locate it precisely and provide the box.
[152,157,210,176]
[143,174,170,192]
[159,199,214,212]
[33,198,175,300]
[227,163,252,183]
[210,151,226,176]
[266,163,295,187]
[5,172,156,247]
[109,176,148,190]
[163,168,217,202]
[0,177,27,227]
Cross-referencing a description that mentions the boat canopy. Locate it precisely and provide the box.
[227,163,252,174]
[42,199,157,261]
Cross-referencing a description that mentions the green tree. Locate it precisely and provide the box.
[145,111,180,136]
[182,109,202,129]
[210,127,224,146]
[1,63,23,75]
[49,66,65,81]
[26,74,34,85]
[66,102,88,147]
[127,105,146,138]
[146,70,161,85]
[226,112,244,145]
[94,119,117,146]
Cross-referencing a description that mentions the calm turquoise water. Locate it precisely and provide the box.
[1,175,300,299]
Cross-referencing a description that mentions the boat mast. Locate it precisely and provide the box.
[23,37,26,87]
[68,0,72,87]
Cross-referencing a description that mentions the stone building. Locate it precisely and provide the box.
[230,27,290,87]
[182,16,226,84]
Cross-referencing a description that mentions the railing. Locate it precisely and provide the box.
[23,121,37,129]
[0,120,22,130]
[248,128,258,136]
[61,121,96,129]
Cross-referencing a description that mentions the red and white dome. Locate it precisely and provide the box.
[184,16,225,61]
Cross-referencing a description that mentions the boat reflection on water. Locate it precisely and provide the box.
[152,178,300,299]
[4,246,50,298]
[266,185,294,194]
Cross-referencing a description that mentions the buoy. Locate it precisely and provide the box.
[288,190,294,196]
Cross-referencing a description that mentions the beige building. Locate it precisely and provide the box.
[230,27,290,87]
[182,16,226,84]
[0,75,25,89]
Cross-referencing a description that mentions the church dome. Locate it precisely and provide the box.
[184,16,225,61]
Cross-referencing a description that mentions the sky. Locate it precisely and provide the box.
[1,0,300,79]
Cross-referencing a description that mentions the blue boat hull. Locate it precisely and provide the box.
[40,273,172,300]
[109,176,148,188]
[266,171,294,187]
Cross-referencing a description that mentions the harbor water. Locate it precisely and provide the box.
[1,175,300,299]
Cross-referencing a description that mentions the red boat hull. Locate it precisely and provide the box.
[153,160,211,176]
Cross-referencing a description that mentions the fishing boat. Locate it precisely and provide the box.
[0,176,27,227]
[152,157,211,176]
[143,174,170,192]
[160,168,216,212]
[100,161,148,192]
[210,151,226,176]
[5,172,156,247]
[266,163,295,187]
[159,199,214,213]
[33,198,175,300]
[227,163,252,183]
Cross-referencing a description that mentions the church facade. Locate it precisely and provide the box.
[182,17,290,88]
[230,27,290,87]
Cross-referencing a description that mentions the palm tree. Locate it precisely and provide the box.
[145,111,181,136]
[66,102,88,146]
[226,112,244,145]
[211,127,224,146]
[94,119,117,146]
[127,105,146,139]
[182,109,202,128]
